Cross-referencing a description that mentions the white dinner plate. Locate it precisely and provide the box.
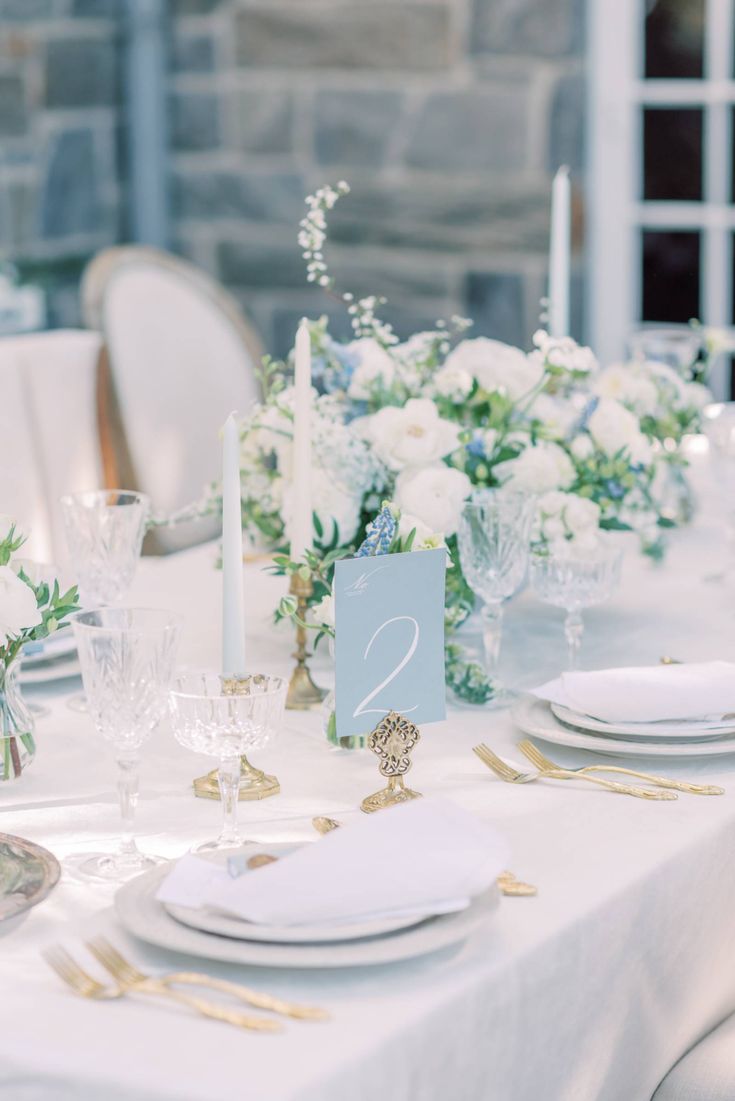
[551,703,735,741]
[163,843,434,944]
[513,697,735,758]
[116,862,500,969]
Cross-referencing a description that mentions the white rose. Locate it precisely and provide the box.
[588,398,652,465]
[594,365,659,417]
[529,393,579,440]
[283,467,361,547]
[394,463,472,537]
[397,511,435,547]
[537,490,569,517]
[360,398,460,472]
[444,338,544,401]
[0,566,42,643]
[563,494,601,535]
[346,339,396,400]
[432,362,474,403]
[498,441,575,493]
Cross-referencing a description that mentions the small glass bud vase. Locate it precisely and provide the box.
[0,657,35,781]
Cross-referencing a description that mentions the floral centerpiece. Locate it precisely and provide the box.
[230,182,715,709]
[0,517,80,779]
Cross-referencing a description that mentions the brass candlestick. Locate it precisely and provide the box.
[286,571,326,710]
[193,675,280,802]
[361,711,422,813]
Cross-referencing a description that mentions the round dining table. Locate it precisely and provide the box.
[2,458,735,1101]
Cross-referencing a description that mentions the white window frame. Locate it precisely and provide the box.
[589,0,735,396]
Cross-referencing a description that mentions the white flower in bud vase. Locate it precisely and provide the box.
[360,398,460,472]
[498,441,575,493]
[432,362,474,403]
[588,398,652,466]
[394,463,472,537]
[0,566,42,643]
[445,338,543,401]
[346,338,396,400]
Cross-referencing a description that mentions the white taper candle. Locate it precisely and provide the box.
[549,165,571,339]
[221,411,246,676]
[290,318,313,562]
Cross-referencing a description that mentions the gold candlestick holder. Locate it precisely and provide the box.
[193,675,280,802]
[286,571,326,710]
[361,711,422,814]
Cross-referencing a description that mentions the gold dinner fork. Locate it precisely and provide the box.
[87,937,327,1022]
[518,740,724,796]
[473,743,677,801]
[44,944,280,1031]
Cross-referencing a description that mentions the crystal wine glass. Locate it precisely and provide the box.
[60,490,150,711]
[71,607,180,879]
[530,543,623,668]
[628,326,702,373]
[457,490,535,692]
[169,672,287,852]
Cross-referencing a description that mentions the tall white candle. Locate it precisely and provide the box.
[290,319,313,562]
[221,411,246,676]
[549,165,571,339]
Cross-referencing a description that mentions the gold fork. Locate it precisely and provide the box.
[312,816,538,896]
[87,937,327,1022]
[518,740,724,796]
[44,943,279,1031]
[473,744,677,800]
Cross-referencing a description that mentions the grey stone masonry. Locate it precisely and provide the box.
[1,0,586,346]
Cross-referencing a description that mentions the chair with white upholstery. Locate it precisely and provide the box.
[82,246,262,551]
[0,329,103,562]
[652,1014,735,1100]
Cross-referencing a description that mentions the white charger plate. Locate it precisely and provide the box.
[513,697,735,758]
[163,843,435,944]
[551,703,735,741]
[116,862,500,969]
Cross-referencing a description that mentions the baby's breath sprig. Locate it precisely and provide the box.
[299,182,398,347]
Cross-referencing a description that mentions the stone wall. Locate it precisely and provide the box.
[0,0,123,325]
[170,0,586,357]
[0,0,585,351]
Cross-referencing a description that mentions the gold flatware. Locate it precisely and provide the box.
[473,743,677,800]
[87,937,327,1022]
[44,944,279,1030]
[247,853,279,869]
[518,740,724,796]
[311,816,537,896]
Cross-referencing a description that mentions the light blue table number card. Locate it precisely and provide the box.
[334,548,447,739]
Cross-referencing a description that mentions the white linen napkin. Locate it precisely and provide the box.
[156,798,509,927]
[533,661,735,723]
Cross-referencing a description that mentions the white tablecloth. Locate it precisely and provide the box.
[3,473,735,1101]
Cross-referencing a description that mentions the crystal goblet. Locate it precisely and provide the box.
[169,672,287,853]
[457,490,535,693]
[71,607,180,880]
[530,543,623,669]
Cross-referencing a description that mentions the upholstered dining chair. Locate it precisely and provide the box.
[82,246,263,552]
[0,329,103,562]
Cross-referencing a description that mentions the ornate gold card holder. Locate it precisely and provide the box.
[361,711,422,814]
[193,675,280,802]
[286,571,326,710]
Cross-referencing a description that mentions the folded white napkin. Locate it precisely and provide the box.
[156,798,509,927]
[534,661,735,723]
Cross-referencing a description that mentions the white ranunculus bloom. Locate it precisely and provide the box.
[346,338,396,400]
[394,463,472,537]
[498,441,575,493]
[0,565,42,643]
[360,398,460,472]
[588,398,652,466]
[444,338,544,401]
[594,364,659,417]
[432,362,474,403]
